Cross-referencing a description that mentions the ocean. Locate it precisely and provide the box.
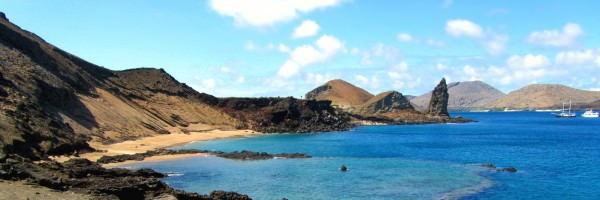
[121,112,600,199]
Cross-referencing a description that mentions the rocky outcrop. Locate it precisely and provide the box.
[426,78,449,117]
[96,149,311,164]
[0,155,251,199]
[358,91,413,114]
[216,97,352,133]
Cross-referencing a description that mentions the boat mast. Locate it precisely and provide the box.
[569,99,572,114]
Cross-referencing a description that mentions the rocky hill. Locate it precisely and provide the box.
[356,91,413,114]
[214,97,351,133]
[305,79,373,109]
[411,81,505,111]
[490,84,600,109]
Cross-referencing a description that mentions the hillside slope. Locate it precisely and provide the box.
[490,84,600,109]
[305,79,373,108]
[411,81,505,110]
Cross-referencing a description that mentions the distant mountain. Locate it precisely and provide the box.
[305,79,374,108]
[490,84,600,109]
[411,81,505,111]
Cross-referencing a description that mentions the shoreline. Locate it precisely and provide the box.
[52,129,262,167]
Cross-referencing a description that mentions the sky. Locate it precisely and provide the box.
[3,0,600,97]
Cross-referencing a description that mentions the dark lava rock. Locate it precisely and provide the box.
[0,154,252,199]
[427,78,450,117]
[217,97,353,133]
[97,149,311,164]
[340,165,347,171]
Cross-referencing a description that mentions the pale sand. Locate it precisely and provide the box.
[52,129,261,166]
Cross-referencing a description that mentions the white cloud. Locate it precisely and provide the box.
[203,79,216,88]
[306,73,336,86]
[354,75,381,89]
[445,19,508,55]
[463,65,480,81]
[484,35,508,56]
[244,40,256,50]
[396,33,414,42]
[387,61,420,89]
[555,49,600,66]
[526,23,584,47]
[277,43,291,53]
[290,45,321,66]
[360,43,401,66]
[277,34,345,78]
[507,54,551,69]
[277,60,301,78]
[209,0,341,27]
[236,76,245,83]
[436,63,447,70]
[350,47,361,55]
[292,20,320,38]
[445,19,484,38]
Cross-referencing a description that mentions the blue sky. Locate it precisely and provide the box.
[3,0,600,97]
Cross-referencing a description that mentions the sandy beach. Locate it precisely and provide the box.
[53,129,262,166]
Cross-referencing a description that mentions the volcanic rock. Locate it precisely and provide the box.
[357,91,413,114]
[426,78,450,117]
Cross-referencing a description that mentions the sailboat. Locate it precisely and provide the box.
[553,99,576,118]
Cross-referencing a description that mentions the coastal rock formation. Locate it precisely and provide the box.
[357,91,413,114]
[490,84,600,110]
[411,80,505,111]
[216,97,352,133]
[305,79,373,109]
[306,78,473,125]
[426,78,449,117]
[96,149,311,164]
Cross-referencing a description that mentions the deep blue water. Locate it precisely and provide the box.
[123,112,600,199]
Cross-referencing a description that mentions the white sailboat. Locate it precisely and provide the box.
[553,100,576,118]
[581,109,599,118]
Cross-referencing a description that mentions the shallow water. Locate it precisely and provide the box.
[123,112,600,199]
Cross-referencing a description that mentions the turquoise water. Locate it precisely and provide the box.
[123,112,600,199]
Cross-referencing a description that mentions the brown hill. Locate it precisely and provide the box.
[490,84,600,109]
[305,79,373,108]
[411,80,505,111]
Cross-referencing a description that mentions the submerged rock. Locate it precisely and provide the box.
[340,165,347,171]
[501,167,518,173]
